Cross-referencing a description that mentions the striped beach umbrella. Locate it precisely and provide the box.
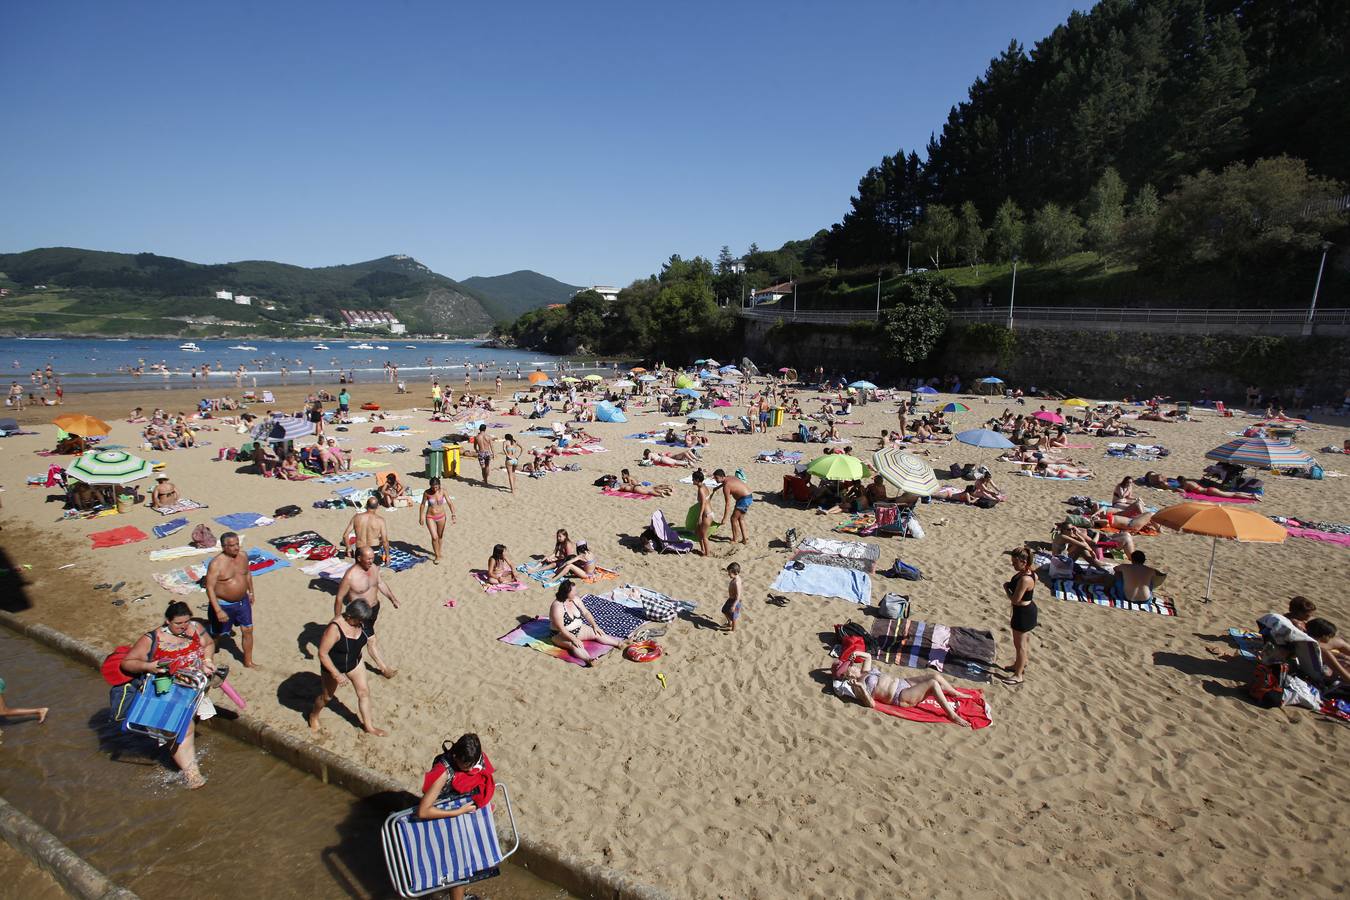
[259,416,314,443]
[66,449,152,485]
[1204,436,1313,469]
[871,447,939,496]
[941,402,971,413]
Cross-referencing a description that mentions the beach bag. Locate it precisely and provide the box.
[902,512,925,539]
[594,474,618,488]
[1309,463,1324,481]
[888,559,922,581]
[273,504,301,519]
[640,595,678,623]
[105,629,157,720]
[879,593,910,619]
[191,524,216,548]
[834,622,878,658]
[1247,661,1285,708]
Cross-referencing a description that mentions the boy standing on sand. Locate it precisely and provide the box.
[722,562,742,631]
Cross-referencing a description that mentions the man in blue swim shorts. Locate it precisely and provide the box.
[204,531,258,667]
[713,468,752,546]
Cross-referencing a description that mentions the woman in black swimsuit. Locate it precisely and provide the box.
[309,599,386,736]
[1002,547,1038,685]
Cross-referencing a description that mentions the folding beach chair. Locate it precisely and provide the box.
[652,508,693,553]
[382,786,519,898]
[1215,401,1233,417]
[261,390,276,404]
[122,672,207,745]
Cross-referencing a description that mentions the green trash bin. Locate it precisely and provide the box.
[424,446,444,479]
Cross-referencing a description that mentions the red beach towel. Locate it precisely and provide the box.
[89,526,149,549]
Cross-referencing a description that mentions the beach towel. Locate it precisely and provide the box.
[316,472,369,484]
[756,450,803,464]
[153,517,190,540]
[516,560,618,589]
[870,618,995,682]
[1181,491,1258,505]
[214,512,276,531]
[557,445,608,455]
[607,584,698,615]
[300,557,353,580]
[497,617,619,667]
[148,537,246,561]
[798,537,881,563]
[245,546,290,576]
[1052,579,1177,616]
[89,526,149,549]
[153,562,209,594]
[1017,470,1092,481]
[601,487,656,500]
[1284,526,1350,548]
[384,546,428,572]
[581,595,646,639]
[792,550,875,574]
[770,562,871,604]
[471,569,528,592]
[874,690,991,729]
[352,458,391,469]
[152,498,208,516]
[268,530,336,560]
[832,513,876,535]
[1227,627,1261,659]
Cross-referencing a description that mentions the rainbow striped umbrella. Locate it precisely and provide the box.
[871,447,938,496]
[941,402,970,413]
[1204,436,1313,469]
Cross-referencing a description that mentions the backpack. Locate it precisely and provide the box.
[594,474,618,488]
[834,621,879,658]
[1247,661,1285,708]
[190,524,216,548]
[274,504,301,519]
[887,559,922,581]
[1309,463,1324,481]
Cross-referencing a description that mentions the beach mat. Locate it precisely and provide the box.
[770,562,871,604]
[268,530,337,559]
[214,512,276,531]
[1052,579,1177,616]
[89,525,149,549]
[317,472,368,484]
[384,546,428,573]
[1227,627,1261,659]
[471,570,528,592]
[497,617,619,667]
[246,546,290,576]
[1182,491,1258,504]
[153,517,190,540]
[1284,526,1350,548]
[517,561,619,590]
[870,618,995,683]
[581,595,646,640]
[601,488,656,500]
[875,690,991,728]
[152,498,208,516]
[153,562,209,594]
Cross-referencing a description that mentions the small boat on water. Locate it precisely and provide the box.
[348,343,375,350]
[180,342,204,352]
[312,343,330,351]
[375,345,389,350]
[404,344,417,349]
[229,345,258,351]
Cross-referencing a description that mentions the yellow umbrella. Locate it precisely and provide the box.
[527,371,548,385]
[53,414,111,437]
[1151,502,1287,602]
[1063,398,1094,407]
[583,374,603,382]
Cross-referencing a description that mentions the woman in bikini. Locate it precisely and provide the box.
[418,477,456,564]
[692,469,714,556]
[502,434,522,494]
[554,540,597,580]
[309,599,385,736]
[1175,475,1249,499]
[118,601,217,788]
[1033,459,1093,479]
[643,448,696,467]
[830,650,974,727]
[484,544,521,586]
[1002,547,1038,685]
[618,469,672,497]
[549,580,622,666]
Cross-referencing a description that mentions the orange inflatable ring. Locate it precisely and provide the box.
[360,403,381,411]
[624,640,663,663]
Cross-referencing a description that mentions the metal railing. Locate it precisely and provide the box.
[736,305,1350,328]
[735,306,880,324]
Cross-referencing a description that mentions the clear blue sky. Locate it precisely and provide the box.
[2,1,1087,286]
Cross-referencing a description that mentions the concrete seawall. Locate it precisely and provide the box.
[0,796,139,900]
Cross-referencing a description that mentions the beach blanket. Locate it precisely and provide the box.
[798,537,881,563]
[1052,579,1177,616]
[152,498,208,516]
[1284,526,1350,548]
[1017,471,1092,481]
[89,526,149,549]
[755,450,803,464]
[153,562,209,594]
[245,546,290,576]
[557,445,608,455]
[832,513,876,535]
[384,546,428,572]
[214,512,276,531]
[1181,491,1258,504]
[364,444,409,453]
[874,690,991,729]
[601,488,656,500]
[300,557,353,580]
[607,583,698,615]
[268,530,336,560]
[792,550,875,574]
[316,472,368,484]
[1227,627,1261,659]
[516,560,619,589]
[581,595,646,639]
[497,617,619,667]
[352,458,391,469]
[870,618,996,683]
[770,562,871,604]
[153,517,190,540]
[471,569,528,592]
[148,537,245,561]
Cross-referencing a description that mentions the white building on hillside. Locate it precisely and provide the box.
[585,285,619,302]
[234,295,254,306]
[214,290,234,301]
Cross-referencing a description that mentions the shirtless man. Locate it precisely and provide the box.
[713,468,752,545]
[150,473,180,508]
[1113,550,1167,603]
[472,424,494,485]
[341,497,391,562]
[334,547,400,678]
[204,532,257,667]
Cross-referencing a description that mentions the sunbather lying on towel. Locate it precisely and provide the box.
[1033,460,1093,478]
[949,472,1005,505]
[1053,518,1140,560]
[619,469,672,497]
[830,650,974,727]
[1175,476,1249,499]
[643,448,696,467]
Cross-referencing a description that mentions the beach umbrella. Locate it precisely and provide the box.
[630,367,647,374]
[955,428,1014,449]
[688,409,722,421]
[1033,411,1065,424]
[675,387,702,398]
[698,369,714,378]
[941,402,971,413]
[674,374,694,389]
[1063,398,1094,407]
[719,365,739,373]
[638,374,659,382]
[611,379,635,389]
[977,377,1004,384]
[915,386,938,395]
[848,380,878,390]
[527,371,549,385]
[704,358,720,368]
[871,447,938,496]
[1151,502,1287,602]
[263,416,314,442]
[53,414,111,437]
[66,449,152,485]
[561,376,581,383]
[1205,436,1314,470]
[583,374,603,382]
[806,453,869,482]
[595,403,627,424]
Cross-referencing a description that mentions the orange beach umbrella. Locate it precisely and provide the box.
[53,414,111,437]
[1151,502,1286,602]
[527,371,549,385]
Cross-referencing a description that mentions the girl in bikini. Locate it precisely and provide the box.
[831,650,974,726]
[543,529,576,566]
[484,544,521,586]
[554,540,597,580]
[502,434,522,494]
[418,477,456,564]
[549,580,622,666]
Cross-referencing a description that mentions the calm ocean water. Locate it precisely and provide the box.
[1,337,602,394]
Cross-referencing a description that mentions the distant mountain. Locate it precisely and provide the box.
[0,247,494,335]
[460,270,583,323]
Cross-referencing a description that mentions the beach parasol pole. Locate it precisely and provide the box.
[1205,536,1218,603]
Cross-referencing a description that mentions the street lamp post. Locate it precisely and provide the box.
[1308,241,1333,325]
[1007,255,1019,330]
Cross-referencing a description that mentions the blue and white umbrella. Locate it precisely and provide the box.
[955,428,1014,449]
[688,409,722,421]
[915,386,938,395]
[849,380,878,390]
[596,403,628,423]
[977,376,1004,384]
[257,416,313,443]
[638,374,659,382]
[675,387,702,398]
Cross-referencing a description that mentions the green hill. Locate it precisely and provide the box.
[460,270,582,323]
[0,247,495,336]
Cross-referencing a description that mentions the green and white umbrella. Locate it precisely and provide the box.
[806,453,870,482]
[871,447,939,496]
[66,449,153,485]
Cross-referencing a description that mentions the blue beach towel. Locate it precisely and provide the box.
[384,546,427,573]
[153,517,190,539]
[245,546,290,576]
[770,562,871,604]
[214,512,275,531]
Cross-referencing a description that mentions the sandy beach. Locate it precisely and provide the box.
[1,382,1346,899]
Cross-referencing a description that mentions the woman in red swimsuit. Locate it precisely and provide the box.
[119,601,216,788]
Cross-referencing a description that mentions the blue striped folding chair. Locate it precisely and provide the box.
[381,785,519,898]
[123,675,205,745]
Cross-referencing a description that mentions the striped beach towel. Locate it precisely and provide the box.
[1052,579,1177,616]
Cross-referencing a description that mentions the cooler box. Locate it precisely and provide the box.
[768,407,784,427]
[424,445,445,479]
